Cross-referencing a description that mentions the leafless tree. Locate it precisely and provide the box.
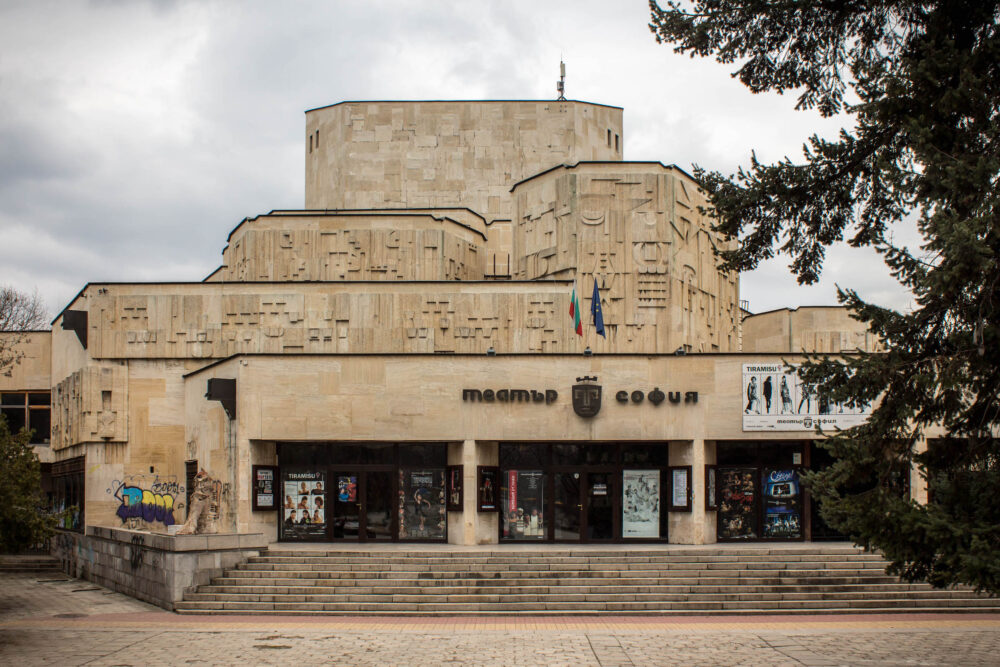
[0,285,49,377]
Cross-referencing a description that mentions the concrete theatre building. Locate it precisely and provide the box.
[9,98,892,553]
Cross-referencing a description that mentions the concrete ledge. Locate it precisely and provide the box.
[87,526,268,552]
[51,527,265,611]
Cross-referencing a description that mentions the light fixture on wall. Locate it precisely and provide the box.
[486,347,496,356]
[584,347,592,356]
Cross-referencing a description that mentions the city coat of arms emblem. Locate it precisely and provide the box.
[572,377,602,418]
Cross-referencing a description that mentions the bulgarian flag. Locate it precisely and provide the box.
[570,283,583,336]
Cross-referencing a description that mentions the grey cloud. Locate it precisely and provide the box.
[0,0,915,317]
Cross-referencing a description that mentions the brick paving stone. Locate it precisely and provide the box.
[0,572,163,622]
[3,571,1000,666]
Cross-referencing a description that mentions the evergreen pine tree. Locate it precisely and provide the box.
[0,416,60,553]
[650,1,1000,591]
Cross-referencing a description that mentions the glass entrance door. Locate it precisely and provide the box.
[553,471,617,542]
[585,472,615,541]
[330,470,394,541]
[331,471,360,539]
[554,472,581,540]
[364,471,392,540]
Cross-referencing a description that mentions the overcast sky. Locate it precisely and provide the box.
[0,0,917,319]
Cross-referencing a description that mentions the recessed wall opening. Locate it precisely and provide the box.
[277,442,448,543]
[499,442,671,543]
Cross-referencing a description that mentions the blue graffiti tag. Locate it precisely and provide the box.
[113,483,176,526]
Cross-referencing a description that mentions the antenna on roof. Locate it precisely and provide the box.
[556,60,566,101]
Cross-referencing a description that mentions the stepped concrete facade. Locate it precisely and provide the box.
[1,96,925,597]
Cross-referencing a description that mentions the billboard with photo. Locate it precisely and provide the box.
[742,363,871,431]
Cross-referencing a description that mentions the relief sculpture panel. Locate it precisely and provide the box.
[80,286,577,358]
[513,164,740,353]
[218,214,484,282]
[51,362,128,449]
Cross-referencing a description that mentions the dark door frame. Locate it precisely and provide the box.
[715,464,806,542]
[275,441,450,544]
[549,467,623,543]
[328,466,395,542]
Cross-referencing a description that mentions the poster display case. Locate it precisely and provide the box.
[281,469,327,540]
[762,468,802,539]
[477,466,499,512]
[622,469,661,538]
[446,465,463,512]
[717,466,758,540]
[399,469,446,539]
[668,466,692,512]
[502,469,545,539]
[252,465,278,511]
[705,465,717,511]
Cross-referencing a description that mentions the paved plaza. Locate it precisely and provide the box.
[2,572,1000,666]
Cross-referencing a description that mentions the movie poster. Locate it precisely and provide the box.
[742,363,871,431]
[447,466,463,511]
[671,468,689,509]
[478,467,499,511]
[622,470,660,538]
[399,469,445,539]
[503,470,544,540]
[762,468,802,539]
[717,467,757,540]
[706,466,717,511]
[253,466,276,510]
[337,476,357,503]
[281,470,326,539]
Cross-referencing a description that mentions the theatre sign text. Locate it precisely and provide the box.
[462,377,698,419]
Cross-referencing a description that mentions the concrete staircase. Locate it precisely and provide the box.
[0,554,62,573]
[175,545,1000,615]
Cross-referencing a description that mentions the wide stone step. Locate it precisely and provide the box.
[260,547,873,558]
[182,589,991,604]
[0,555,62,572]
[174,597,1000,613]
[249,554,884,565]
[213,570,899,587]
[181,546,997,616]
[196,582,964,596]
[238,561,887,573]
[225,569,894,582]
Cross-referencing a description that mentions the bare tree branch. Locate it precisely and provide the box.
[0,286,50,377]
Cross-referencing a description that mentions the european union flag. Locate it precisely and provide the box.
[591,276,605,337]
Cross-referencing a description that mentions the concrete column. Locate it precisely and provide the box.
[474,441,499,544]
[686,439,717,545]
[447,440,474,545]
[447,440,498,545]
[668,441,693,544]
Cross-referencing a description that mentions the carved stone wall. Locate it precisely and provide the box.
[0,331,51,391]
[216,212,485,282]
[68,283,579,358]
[513,163,741,353]
[305,101,623,220]
[742,307,883,353]
[51,362,128,449]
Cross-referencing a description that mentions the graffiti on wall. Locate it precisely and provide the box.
[108,475,185,528]
[129,534,145,569]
